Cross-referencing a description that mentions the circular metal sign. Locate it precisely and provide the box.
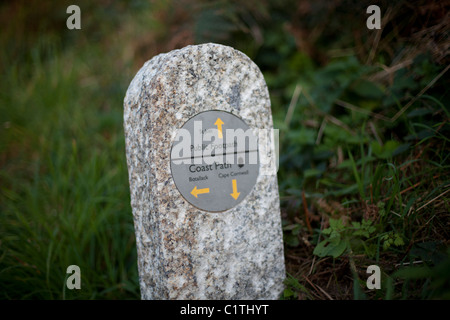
[170,110,259,212]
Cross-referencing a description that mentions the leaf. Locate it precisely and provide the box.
[283,287,296,298]
[309,56,365,112]
[284,273,312,299]
[283,224,299,231]
[328,239,348,258]
[353,229,370,238]
[352,222,361,229]
[393,235,404,247]
[284,234,299,247]
[410,241,447,265]
[313,235,348,258]
[407,108,432,118]
[348,150,364,198]
[352,218,376,238]
[303,168,323,179]
[393,266,433,280]
[371,140,400,159]
[404,129,435,141]
[329,218,345,231]
[392,143,411,157]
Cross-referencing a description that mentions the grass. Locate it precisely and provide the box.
[0,4,140,298]
[1,0,449,299]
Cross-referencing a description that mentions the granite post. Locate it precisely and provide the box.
[124,43,285,299]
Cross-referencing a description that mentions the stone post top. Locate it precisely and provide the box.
[124,42,272,131]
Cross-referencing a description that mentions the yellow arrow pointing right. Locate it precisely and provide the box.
[230,179,240,200]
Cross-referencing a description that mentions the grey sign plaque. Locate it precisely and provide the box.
[170,110,259,212]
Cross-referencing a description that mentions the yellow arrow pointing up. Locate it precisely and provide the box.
[214,118,224,139]
[230,179,240,200]
[191,186,210,198]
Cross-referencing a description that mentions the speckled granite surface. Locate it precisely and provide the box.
[123,43,285,299]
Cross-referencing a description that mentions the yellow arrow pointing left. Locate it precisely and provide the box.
[191,186,210,198]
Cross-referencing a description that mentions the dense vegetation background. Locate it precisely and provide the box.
[1,0,449,299]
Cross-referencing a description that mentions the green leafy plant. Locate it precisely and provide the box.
[313,218,377,258]
[381,232,405,251]
[283,223,302,248]
[282,273,312,300]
